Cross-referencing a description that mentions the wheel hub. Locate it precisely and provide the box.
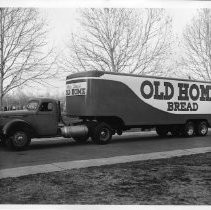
[100,129,109,141]
[201,126,207,135]
[187,126,194,136]
[13,133,27,147]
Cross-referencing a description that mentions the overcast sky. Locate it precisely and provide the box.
[2,0,210,97]
[40,8,196,49]
[33,8,197,96]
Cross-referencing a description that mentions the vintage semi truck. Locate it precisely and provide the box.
[0,70,210,150]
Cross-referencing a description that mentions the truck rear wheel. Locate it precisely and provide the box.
[156,126,169,137]
[92,123,112,145]
[195,121,208,136]
[7,130,31,151]
[183,121,195,137]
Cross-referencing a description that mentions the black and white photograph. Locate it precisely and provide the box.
[0,0,211,207]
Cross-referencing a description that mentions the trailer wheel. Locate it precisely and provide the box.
[195,121,208,136]
[7,130,31,151]
[92,123,112,145]
[156,126,169,137]
[183,121,195,137]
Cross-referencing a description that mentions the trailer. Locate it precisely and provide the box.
[64,71,211,143]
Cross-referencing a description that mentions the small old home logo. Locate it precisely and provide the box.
[66,82,87,96]
[140,80,211,111]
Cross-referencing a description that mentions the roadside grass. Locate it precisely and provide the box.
[0,152,210,204]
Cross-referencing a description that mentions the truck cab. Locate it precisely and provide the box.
[0,98,61,150]
[26,98,60,137]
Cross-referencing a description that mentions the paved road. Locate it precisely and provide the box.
[0,130,211,170]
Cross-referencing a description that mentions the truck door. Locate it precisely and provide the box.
[34,101,58,136]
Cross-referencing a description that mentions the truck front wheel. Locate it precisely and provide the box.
[7,130,31,151]
[92,123,112,145]
[195,121,208,136]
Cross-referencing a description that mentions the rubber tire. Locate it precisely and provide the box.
[195,121,208,136]
[92,123,112,145]
[183,121,195,137]
[117,130,123,136]
[156,126,169,137]
[7,130,31,151]
[73,136,89,143]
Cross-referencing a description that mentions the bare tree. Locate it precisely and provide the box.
[183,9,211,81]
[0,8,57,109]
[3,89,29,110]
[62,8,172,75]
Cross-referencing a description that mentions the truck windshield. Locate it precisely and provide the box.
[26,101,39,111]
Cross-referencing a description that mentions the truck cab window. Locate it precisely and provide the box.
[39,102,53,112]
[26,101,39,111]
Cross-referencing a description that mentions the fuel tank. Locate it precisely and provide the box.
[60,125,89,138]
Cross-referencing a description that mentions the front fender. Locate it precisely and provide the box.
[2,119,36,137]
